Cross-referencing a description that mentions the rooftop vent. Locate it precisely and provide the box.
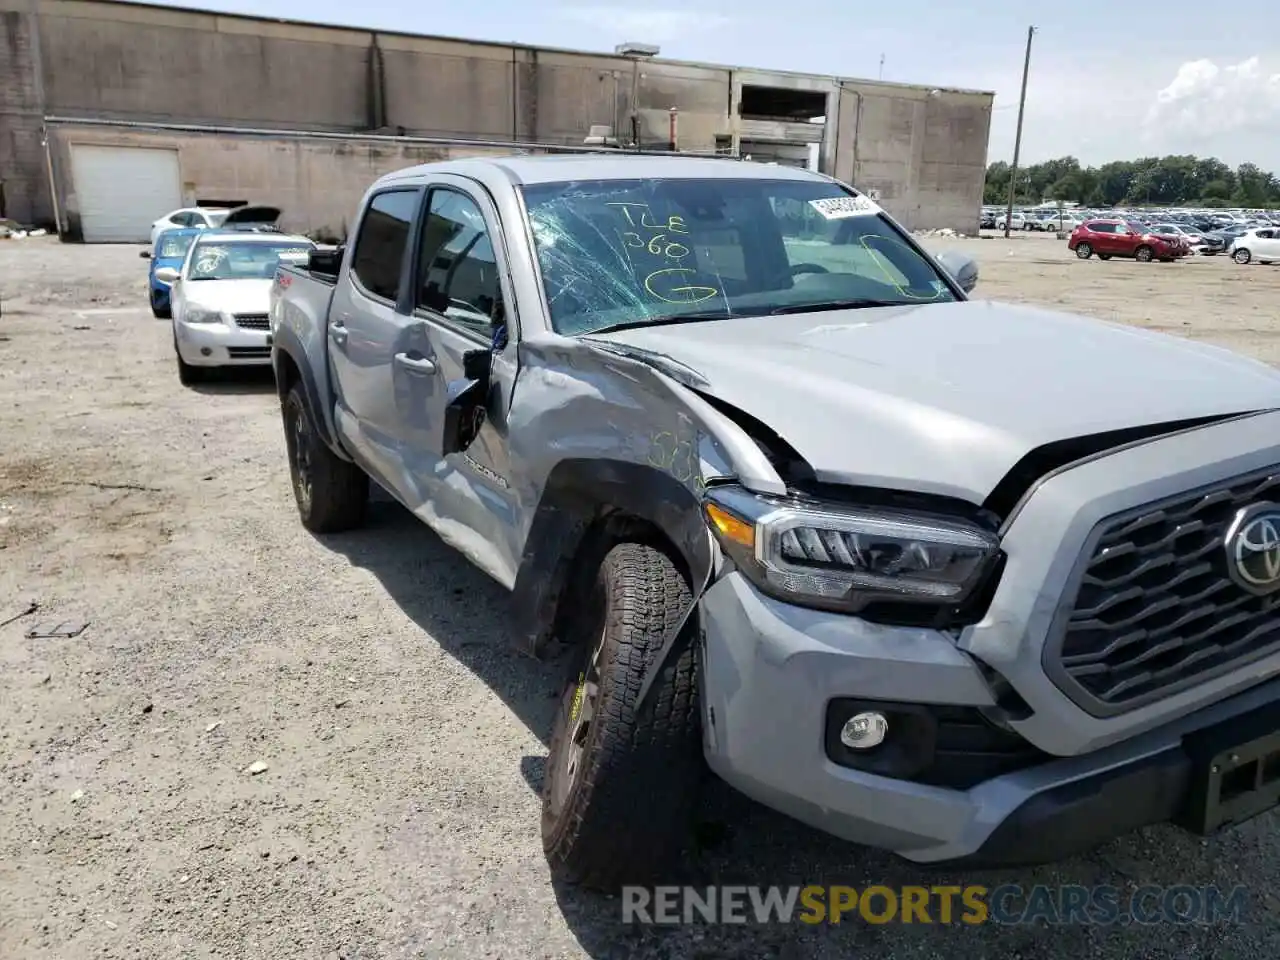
[615,41,660,57]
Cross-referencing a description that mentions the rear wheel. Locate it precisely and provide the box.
[282,381,368,532]
[1233,248,1252,264]
[1074,242,1093,259]
[542,541,703,890]
[1135,245,1154,262]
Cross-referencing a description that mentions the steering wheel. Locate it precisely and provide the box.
[790,263,830,277]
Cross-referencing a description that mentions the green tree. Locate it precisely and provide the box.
[981,153,1280,208]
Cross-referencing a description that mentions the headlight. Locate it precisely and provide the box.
[703,486,1001,615]
[184,308,223,324]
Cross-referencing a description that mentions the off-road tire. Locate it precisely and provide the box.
[542,541,703,890]
[282,381,368,532]
[1074,242,1093,259]
[1134,245,1154,262]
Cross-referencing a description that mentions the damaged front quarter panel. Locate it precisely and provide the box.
[505,333,788,692]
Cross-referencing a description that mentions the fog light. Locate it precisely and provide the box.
[840,711,888,750]
[200,347,212,357]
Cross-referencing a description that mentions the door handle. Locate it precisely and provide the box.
[328,322,348,345]
[395,353,437,375]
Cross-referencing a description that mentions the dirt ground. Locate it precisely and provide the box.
[3,232,1280,959]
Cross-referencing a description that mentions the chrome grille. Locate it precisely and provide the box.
[234,313,270,330]
[1047,469,1280,716]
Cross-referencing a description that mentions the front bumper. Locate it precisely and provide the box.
[700,411,1280,863]
[174,317,272,367]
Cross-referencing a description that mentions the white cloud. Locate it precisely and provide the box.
[556,7,730,43]
[1144,56,1280,139]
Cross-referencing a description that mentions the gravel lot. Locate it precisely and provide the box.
[3,233,1280,959]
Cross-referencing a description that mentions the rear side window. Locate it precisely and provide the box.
[352,189,419,301]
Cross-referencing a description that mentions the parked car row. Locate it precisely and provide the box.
[140,215,315,384]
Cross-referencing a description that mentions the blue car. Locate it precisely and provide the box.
[141,228,199,318]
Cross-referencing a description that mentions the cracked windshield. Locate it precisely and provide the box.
[522,177,957,334]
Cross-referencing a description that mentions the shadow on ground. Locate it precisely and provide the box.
[315,498,1275,959]
[189,366,278,395]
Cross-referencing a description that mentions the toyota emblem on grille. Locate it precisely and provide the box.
[1225,503,1280,595]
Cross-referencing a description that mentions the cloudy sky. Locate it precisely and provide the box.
[171,0,1280,172]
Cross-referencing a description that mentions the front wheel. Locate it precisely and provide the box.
[1233,248,1252,264]
[282,381,368,532]
[1074,242,1093,259]
[542,541,703,890]
[1134,245,1154,262]
[151,292,171,319]
[175,338,205,386]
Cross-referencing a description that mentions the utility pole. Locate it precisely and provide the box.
[1003,25,1036,238]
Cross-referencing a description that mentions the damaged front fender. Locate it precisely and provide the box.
[506,335,787,703]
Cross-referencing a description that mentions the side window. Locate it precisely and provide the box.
[1258,230,1274,240]
[351,189,420,302]
[414,190,501,336]
[172,212,192,227]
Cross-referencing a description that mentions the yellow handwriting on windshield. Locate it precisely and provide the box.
[607,203,689,234]
[855,235,947,300]
[644,268,719,304]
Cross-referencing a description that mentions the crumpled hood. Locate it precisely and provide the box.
[591,300,1280,502]
[183,279,274,315]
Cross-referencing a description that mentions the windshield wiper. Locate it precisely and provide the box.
[587,311,743,336]
[768,298,907,315]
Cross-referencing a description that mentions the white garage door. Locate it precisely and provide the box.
[70,146,182,243]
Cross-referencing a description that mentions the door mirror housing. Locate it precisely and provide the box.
[934,249,979,294]
[441,348,493,456]
[139,250,151,259]
[154,266,181,284]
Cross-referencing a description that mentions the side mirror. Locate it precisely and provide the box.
[139,250,151,259]
[441,348,492,456]
[935,249,979,294]
[154,266,181,284]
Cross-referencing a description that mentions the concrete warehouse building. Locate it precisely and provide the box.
[0,0,995,241]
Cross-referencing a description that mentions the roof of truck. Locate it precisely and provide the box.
[381,153,829,187]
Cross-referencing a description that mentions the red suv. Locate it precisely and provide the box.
[1067,219,1187,262]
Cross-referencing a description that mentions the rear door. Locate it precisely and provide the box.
[1086,222,1115,253]
[326,186,424,489]
[395,176,524,587]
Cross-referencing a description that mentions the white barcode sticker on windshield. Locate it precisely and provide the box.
[809,195,880,219]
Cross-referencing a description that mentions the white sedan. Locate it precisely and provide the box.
[157,232,314,385]
[1228,227,1280,265]
[148,204,283,247]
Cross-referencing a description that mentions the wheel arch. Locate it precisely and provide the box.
[510,458,714,659]
[271,326,349,460]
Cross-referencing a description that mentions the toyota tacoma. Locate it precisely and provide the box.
[269,155,1280,889]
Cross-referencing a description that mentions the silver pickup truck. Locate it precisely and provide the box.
[270,154,1280,890]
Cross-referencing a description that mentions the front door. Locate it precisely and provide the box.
[326,186,423,489]
[396,179,524,587]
